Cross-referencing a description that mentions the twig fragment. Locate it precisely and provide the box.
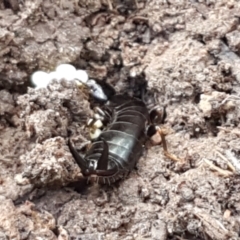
[225,150,240,174]
[215,150,235,172]
[203,158,233,177]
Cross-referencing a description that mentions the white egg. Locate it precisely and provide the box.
[90,129,102,139]
[48,71,62,81]
[31,71,51,89]
[55,64,77,81]
[74,69,89,83]
[93,119,103,128]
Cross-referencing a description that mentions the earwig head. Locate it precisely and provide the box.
[86,80,108,101]
[83,79,115,103]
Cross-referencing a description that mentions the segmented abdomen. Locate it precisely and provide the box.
[85,95,149,182]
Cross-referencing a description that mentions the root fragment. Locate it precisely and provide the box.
[204,149,240,177]
[203,158,233,177]
[225,150,240,174]
[215,150,235,172]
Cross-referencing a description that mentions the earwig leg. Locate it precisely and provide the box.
[147,125,183,162]
[94,106,111,123]
[95,107,106,119]
[148,106,183,162]
[157,127,184,162]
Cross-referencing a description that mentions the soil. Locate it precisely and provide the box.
[0,0,240,239]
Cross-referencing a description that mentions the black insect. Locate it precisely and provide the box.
[68,80,162,184]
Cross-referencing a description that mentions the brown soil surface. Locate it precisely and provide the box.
[0,1,240,239]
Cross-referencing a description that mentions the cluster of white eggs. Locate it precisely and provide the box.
[31,64,89,89]
[31,63,108,101]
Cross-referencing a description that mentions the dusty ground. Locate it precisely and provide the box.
[0,0,240,239]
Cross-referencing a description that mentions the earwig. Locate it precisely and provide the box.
[69,93,151,184]
[68,76,180,184]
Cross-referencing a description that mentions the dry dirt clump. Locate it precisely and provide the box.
[0,0,240,240]
[15,80,92,187]
[0,198,57,240]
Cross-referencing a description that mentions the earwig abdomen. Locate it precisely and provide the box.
[69,94,150,183]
